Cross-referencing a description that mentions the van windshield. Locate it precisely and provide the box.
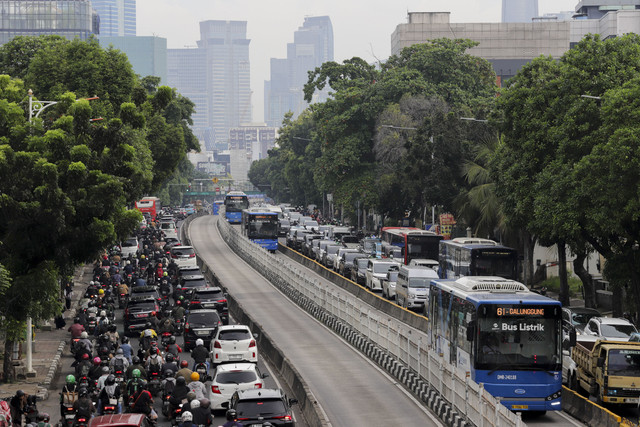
[408,278,430,288]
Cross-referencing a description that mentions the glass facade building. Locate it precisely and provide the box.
[99,36,166,83]
[0,0,99,45]
[91,0,135,37]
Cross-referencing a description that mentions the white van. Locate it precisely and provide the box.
[365,259,400,292]
[396,266,438,310]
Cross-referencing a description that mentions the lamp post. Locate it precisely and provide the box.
[28,89,99,123]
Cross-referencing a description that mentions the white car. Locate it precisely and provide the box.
[170,245,197,268]
[120,236,138,258]
[583,317,638,341]
[210,325,258,365]
[160,220,178,239]
[365,259,400,292]
[208,363,269,410]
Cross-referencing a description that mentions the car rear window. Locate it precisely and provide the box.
[236,399,286,418]
[160,222,175,229]
[123,239,137,247]
[187,312,220,325]
[127,301,156,310]
[173,247,195,256]
[194,290,224,299]
[182,278,207,288]
[219,329,251,341]
[216,371,257,384]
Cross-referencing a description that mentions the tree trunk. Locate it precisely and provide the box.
[558,241,570,306]
[523,231,536,287]
[630,256,640,326]
[573,251,595,308]
[3,339,14,383]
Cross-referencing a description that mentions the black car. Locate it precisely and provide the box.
[188,287,229,325]
[124,297,159,336]
[130,286,162,304]
[229,388,297,427]
[173,274,208,300]
[183,309,222,350]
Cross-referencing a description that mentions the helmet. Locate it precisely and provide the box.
[40,413,50,422]
[182,411,192,422]
[158,263,162,268]
[126,260,131,265]
[15,390,25,398]
[116,348,123,355]
[89,281,95,286]
[132,369,141,378]
[101,366,109,374]
[180,360,188,368]
[226,409,237,421]
[164,369,174,378]
[190,399,200,409]
[169,336,176,344]
[80,332,88,339]
[132,356,140,364]
[100,310,106,317]
[178,295,184,301]
[93,357,101,366]
[145,322,152,329]
[175,300,181,306]
[66,374,76,384]
[122,337,129,344]
[195,339,203,347]
[109,324,117,332]
[141,255,145,259]
[106,375,115,386]
[199,398,210,409]
[98,289,104,295]
[78,387,88,398]
[165,353,174,362]
[190,372,199,382]
[176,376,186,386]
[163,272,168,277]
[82,353,90,360]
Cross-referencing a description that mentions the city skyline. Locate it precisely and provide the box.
[138,0,578,122]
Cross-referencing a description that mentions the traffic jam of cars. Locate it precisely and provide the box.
[58,204,297,427]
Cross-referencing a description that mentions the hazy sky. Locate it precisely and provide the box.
[137,0,578,122]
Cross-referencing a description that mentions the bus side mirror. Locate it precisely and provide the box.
[466,321,475,342]
[569,328,577,348]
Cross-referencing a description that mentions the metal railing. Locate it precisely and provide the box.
[217,217,523,427]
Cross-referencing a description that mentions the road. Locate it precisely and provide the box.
[190,215,443,426]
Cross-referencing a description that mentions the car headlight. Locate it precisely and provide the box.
[390,283,396,289]
[408,291,416,298]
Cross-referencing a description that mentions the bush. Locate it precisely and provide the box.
[538,276,583,298]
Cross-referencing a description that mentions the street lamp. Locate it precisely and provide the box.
[580,94,601,100]
[380,124,418,131]
[460,117,488,123]
[28,89,99,123]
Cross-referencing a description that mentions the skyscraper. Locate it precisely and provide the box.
[264,16,333,128]
[0,0,99,45]
[167,20,252,152]
[91,0,136,36]
[502,0,539,23]
[99,36,167,83]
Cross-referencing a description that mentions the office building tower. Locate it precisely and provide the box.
[91,0,135,36]
[99,36,167,83]
[168,20,252,152]
[502,0,539,23]
[0,0,99,45]
[264,16,333,128]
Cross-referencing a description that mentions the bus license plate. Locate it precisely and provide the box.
[512,405,528,410]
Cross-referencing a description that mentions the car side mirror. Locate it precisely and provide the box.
[253,333,259,339]
[221,402,229,409]
[262,373,269,379]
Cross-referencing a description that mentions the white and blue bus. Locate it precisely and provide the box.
[429,276,562,414]
[439,237,518,280]
[224,191,249,223]
[241,209,279,252]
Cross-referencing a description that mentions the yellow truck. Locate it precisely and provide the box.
[568,339,640,405]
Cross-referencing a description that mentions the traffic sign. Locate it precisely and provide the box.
[212,177,218,184]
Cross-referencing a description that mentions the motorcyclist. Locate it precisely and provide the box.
[146,346,164,378]
[111,269,122,285]
[88,357,103,382]
[119,336,133,364]
[187,372,206,400]
[75,353,93,379]
[191,339,209,372]
[139,324,158,353]
[124,369,146,404]
[96,366,111,393]
[105,324,120,346]
[165,335,183,359]
[222,409,243,427]
[123,260,134,275]
[179,411,196,427]
[125,356,147,381]
[97,374,122,414]
[171,298,186,321]
[110,348,130,372]
[158,316,176,335]
[161,353,178,377]
[94,311,110,337]
[175,360,193,384]
[130,384,157,422]
[59,375,78,419]
[68,319,85,339]
[168,376,190,420]
[72,388,95,422]
[36,412,52,427]
[191,398,213,427]
[76,331,93,359]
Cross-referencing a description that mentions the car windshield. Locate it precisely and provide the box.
[408,277,430,288]
[216,371,257,384]
[600,324,637,338]
[219,329,252,341]
[160,222,174,229]
[236,399,286,417]
[356,258,369,268]
[187,312,220,325]
[373,263,395,273]
[571,311,599,325]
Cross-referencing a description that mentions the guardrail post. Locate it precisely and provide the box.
[407,330,411,369]
[495,397,500,427]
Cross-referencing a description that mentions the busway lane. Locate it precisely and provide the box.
[189,215,443,427]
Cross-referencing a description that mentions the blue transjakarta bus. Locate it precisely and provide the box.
[212,200,224,216]
[241,209,279,252]
[224,191,249,223]
[439,237,518,280]
[429,276,562,414]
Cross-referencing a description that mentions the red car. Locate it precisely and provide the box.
[88,414,152,427]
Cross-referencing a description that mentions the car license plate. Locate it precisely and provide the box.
[196,330,210,336]
[202,303,213,308]
[229,354,242,360]
[135,313,148,318]
[512,405,528,410]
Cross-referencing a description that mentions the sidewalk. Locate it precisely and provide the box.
[0,265,91,401]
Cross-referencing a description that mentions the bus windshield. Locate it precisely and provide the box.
[225,196,249,212]
[608,349,640,376]
[473,250,517,278]
[476,304,561,370]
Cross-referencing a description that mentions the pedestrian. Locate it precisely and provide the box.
[55,314,66,330]
[9,390,27,427]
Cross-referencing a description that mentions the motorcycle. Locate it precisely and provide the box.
[160,377,176,417]
[23,395,38,425]
[160,332,172,348]
[147,366,162,397]
[101,397,118,415]
[194,362,208,382]
[73,415,89,427]
[60,402,76,427]
[169,403,183,426]
[174,318,183,336]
